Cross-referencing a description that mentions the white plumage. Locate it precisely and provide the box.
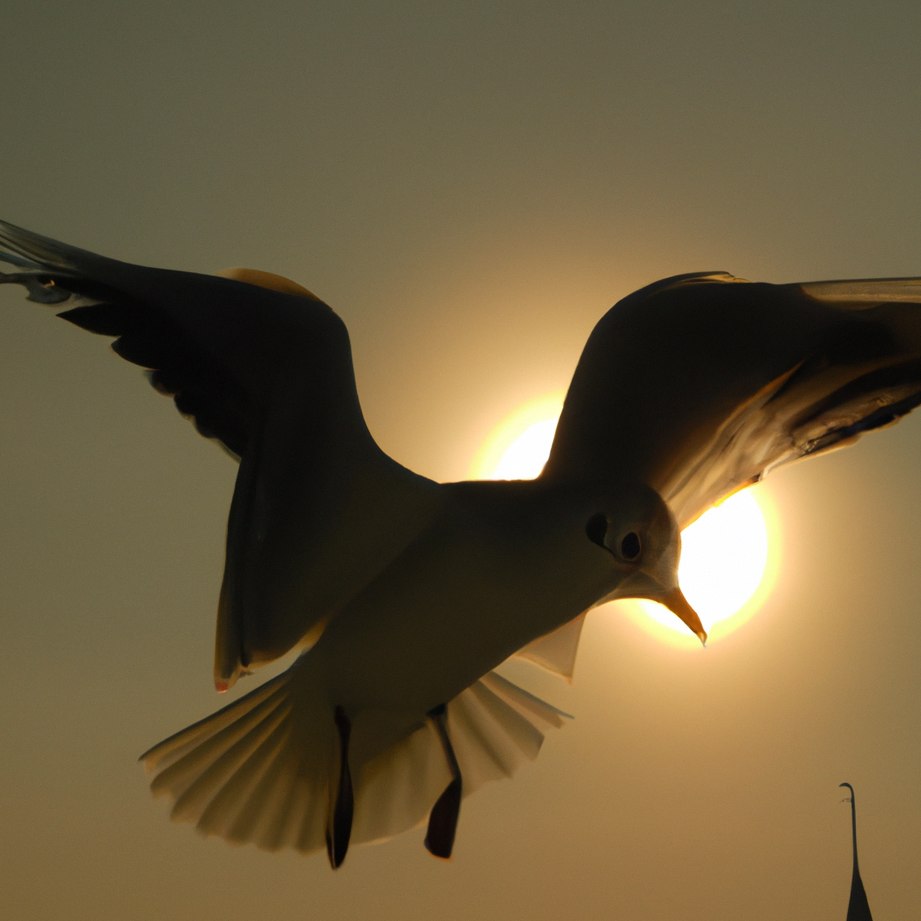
[4,218,921,865]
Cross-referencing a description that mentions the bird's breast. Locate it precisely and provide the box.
[307,499,609,722]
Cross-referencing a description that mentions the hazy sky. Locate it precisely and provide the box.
[2,2,920,919]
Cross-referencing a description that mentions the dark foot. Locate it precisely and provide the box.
[425,776,462,859]
[424,703,463,860]
[326,705,353,869]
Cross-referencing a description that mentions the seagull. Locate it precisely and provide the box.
[3,219,921,867]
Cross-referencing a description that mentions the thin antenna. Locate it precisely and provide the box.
[839,783,873,921]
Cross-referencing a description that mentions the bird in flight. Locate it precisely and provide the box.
[3,219,921,867]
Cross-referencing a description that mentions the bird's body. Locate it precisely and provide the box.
[4,218,921,864]
[145,476,681,855]
[301,479,669,742]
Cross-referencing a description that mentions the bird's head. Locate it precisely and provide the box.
[585,484,706,644]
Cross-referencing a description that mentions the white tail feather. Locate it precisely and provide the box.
[142,667,570,855]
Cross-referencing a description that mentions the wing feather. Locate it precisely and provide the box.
[544,272,921,526]
[0,218,345,460]
[0,219,443,684]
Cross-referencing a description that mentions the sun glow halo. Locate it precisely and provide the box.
[472,397,777,644]
[633,488,776,645]
[469,392,566,481]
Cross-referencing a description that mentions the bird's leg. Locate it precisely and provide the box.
[424,703,463,859]
[326,705,354,869]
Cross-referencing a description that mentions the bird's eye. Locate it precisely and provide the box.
[585,513,607,548]
[620,532,642,561]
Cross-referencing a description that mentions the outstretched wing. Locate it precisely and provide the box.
[0,219,344,459]
[0,219,441,689]
[543,272,921,527]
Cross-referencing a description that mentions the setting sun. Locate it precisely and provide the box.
[469,392,566,481]
[472,397,777,643]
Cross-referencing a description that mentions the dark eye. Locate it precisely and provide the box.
[620,531,642,561]
[585,513,607,548]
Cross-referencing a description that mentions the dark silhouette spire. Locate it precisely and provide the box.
[839,783,873,921]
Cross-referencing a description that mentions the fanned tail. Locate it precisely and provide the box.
[141,668,570,855]
[352,671,570,845]
[141,670,335,853]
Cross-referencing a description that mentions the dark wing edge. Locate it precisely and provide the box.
[543,273,921,528]
[1,219,396,691]
[666,278,921,526]
[0,219,337,460]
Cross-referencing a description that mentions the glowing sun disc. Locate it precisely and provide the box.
[471,396,777,643]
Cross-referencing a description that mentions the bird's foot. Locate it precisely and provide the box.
[425,776,462,859]
[326,705,353,869]
[424,703,463,860]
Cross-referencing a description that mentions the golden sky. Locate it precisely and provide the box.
[1,2,920,918]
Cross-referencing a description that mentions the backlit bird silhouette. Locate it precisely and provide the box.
[3,218,921,866]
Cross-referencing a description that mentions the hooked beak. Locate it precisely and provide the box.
[661,587,707,645]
